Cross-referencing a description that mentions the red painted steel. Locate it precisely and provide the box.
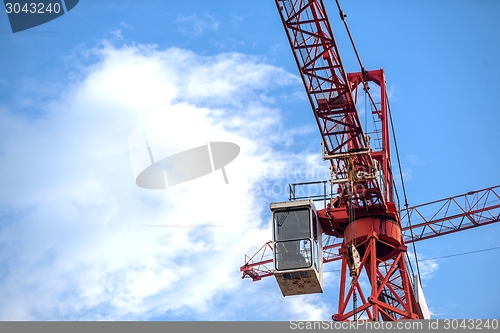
[275,0,391,212]
[240,0,500,322]
[401,185,500,243]
[274,0,416,320]
[241,185,500,310]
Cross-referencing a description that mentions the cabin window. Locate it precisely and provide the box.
[274,208,311,241]
[275,239,312,271]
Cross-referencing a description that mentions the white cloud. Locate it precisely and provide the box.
[175,13,220,37]
[287,296,331,321]
[407,252,439,281]
[406,154,421,166]
[111,30,124,39]
[120,22,135,30]
[0,42,333,320]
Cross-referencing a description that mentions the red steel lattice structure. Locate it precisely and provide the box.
[401,185,500,243]
[240,0,500,322]
[277,0,390,209]
[276,0,415,320]
[241,185,500,318]
[242,185,500,270]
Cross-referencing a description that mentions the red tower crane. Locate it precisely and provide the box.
[240,0,500,321]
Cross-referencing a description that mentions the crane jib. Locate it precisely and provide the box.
[241,1,500,323]
[276,0,392,212]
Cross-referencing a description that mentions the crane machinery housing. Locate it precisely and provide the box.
[240,0,500,322]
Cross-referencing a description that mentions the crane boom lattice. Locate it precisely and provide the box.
[240,0,500,322]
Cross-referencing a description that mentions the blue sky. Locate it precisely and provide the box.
[0,0,499,320]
